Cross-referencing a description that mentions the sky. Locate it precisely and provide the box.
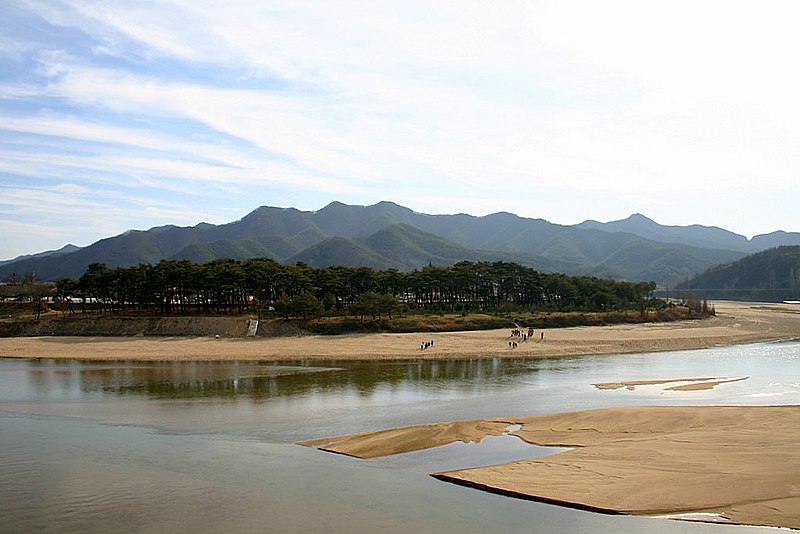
[2,0,799,260]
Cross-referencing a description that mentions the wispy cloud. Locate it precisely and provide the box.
[1,0,799,259]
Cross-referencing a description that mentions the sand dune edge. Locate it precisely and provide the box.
[300,405,800,530]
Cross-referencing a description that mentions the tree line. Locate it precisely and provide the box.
[42,259,657,320]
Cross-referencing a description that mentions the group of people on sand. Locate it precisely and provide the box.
[510,327,535,339]
[418,328,545,351]
[508,326,544,348]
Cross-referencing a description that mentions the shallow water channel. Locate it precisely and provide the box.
[1,340,798,533]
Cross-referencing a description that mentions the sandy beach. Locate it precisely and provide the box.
[0,301,798,362]
[301,406,800,529]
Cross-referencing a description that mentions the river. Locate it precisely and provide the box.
[1,340,798,533]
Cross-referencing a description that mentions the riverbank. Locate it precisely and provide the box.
[300,405,800,529]
[0,301,797,362]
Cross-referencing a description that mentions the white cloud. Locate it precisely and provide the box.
[1,0,799,258]
[27,3,800,193]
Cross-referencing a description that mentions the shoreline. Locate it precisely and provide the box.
[0,301,798,362]
[301,405,800,530]
[4,301,799,529]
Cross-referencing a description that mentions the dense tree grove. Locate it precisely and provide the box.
[54,259,657,319]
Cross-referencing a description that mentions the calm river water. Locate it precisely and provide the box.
[1,340,798,533]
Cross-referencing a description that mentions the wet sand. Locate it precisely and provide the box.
[0,301,798,362]
[300,406,800,529]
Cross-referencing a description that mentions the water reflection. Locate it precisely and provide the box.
[9,341,800,411]
[2,343,799,533]
[20,358,552,401]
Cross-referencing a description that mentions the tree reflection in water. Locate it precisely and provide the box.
[22,358,576,401]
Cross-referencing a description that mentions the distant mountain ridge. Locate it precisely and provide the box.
[677,246,800,301]
[577,213,800,252]
[1,201,798,287]
[0,244,82,268]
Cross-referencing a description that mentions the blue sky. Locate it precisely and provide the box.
[2,0,799,260]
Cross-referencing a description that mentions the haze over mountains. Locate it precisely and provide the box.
[677,245,800,301]
[2,201,799,287]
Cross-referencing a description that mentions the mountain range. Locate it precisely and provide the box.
[2,201,799,287]
[676,245,800,301]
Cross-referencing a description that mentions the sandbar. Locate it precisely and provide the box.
[0,301,798,362]
[300,405,800,529]
[593,376,749,391]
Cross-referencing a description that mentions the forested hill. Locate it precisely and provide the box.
[2,201,798,287]
[678,246,800,301]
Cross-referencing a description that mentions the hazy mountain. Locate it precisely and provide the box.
[588,238,742,286]
[358,223,500,270]
[171,236,298,264]
[0,244,82,267]
[311,200,416,237]
[294,223,580,273]
[0,225,210,280]
[677,246,800,301]
[578,213,753,252]
[287,236,397,270]
[750,231,800,250]
[1,201,797,287]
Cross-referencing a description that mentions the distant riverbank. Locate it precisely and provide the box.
[0,301,797,362]
[0,303,699,338]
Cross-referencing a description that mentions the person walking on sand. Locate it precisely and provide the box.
[541,331,544,340]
